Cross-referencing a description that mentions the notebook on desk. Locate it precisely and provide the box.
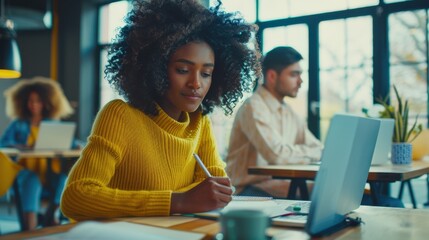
[271,114,381,236]
[193,196,288,219]
[33,121,76,150]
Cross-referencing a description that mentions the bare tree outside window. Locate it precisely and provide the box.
[319,16,374,140]
[389,10,428,128]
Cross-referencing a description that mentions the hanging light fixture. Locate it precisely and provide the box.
[0,0,21,79]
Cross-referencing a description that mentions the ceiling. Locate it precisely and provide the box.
[8,0,49,12]
[1,0,51,30]
[2,0,121,30]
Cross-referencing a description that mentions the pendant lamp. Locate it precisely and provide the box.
[0,0,21,79]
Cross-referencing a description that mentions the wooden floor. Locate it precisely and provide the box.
[0,175,428,235]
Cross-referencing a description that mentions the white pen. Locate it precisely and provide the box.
[193,153,212,177]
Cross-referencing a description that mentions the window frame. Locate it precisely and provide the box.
[255,0,429,137]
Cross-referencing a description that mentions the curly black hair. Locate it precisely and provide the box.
[105,0,261,116]
[4,76,74,120]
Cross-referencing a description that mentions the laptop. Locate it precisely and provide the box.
[272,114,380,236]
[371,118,394,165]
[33,121,76,150]
[311,117,393,166]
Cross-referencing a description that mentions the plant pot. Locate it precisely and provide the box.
[391,143,412,165]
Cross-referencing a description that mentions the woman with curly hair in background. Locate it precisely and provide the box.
[0,76,74,229]
[61,0,261,220]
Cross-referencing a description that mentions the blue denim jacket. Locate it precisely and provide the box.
[0,120,32,147]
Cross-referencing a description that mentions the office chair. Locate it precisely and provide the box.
[0,152,26,232]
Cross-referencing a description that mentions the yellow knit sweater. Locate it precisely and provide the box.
[61,100,226,220]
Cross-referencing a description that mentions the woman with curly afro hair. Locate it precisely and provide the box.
[61,0,261,220]
[1,76,74,229]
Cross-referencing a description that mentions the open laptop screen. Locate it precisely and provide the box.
[305,114,380,236]
[34,121,76,150]
[371,118,394,165]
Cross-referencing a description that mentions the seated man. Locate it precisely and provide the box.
[226,46,323,198]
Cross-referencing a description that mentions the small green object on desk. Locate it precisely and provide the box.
[293,206,301,212]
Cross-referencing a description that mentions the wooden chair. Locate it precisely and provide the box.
[0,152,26,232]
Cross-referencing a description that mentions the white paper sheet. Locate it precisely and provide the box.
[30,221,204,240]
[194,199,289,218]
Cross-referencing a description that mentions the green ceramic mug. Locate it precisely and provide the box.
[219,209,270,240]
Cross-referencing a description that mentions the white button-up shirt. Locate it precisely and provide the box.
[226,86,323,197]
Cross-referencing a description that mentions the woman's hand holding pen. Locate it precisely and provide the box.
[170,177,233,214]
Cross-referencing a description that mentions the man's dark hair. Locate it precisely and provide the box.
[262,46,303,76]
[105,0,261,116]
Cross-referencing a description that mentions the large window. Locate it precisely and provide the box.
[97,0,429,155]
[98,1,131,108]
[389,10,428,128]
[319,16,373,139]
[209,0,256,22]
[258,0,378,21]
[213,0,429,140]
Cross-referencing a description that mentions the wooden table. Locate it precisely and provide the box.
[0,148,81,158]
[248,161,429,206]
[0,148,81,231]
[2,203,429,240]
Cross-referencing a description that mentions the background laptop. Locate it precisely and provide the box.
[34,121,76,150]
[272,114,380,236]
[371,118,394,165]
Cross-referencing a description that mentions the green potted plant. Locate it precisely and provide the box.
[375,85,423,164]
